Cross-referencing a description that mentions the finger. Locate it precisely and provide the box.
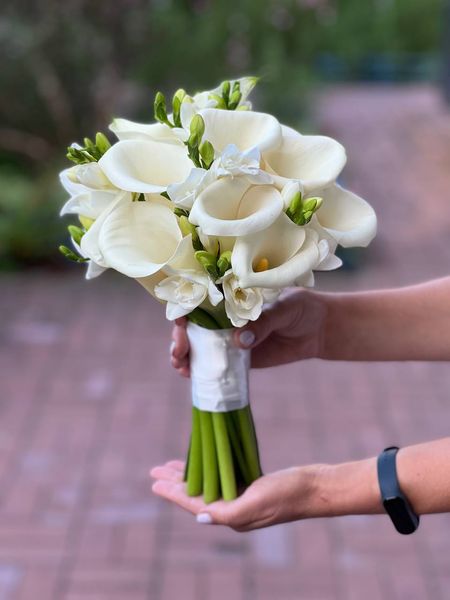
[152,480,208,515]
[178,366,190,378]
[165,460,185,472]
[171,355,189,369]
[171,325,190,359]
[233,298,298,350]
[149,465,184,483]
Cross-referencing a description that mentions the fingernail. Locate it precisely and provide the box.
[239,330,255,347]
[170,341,176,355]
[196,513,213,524]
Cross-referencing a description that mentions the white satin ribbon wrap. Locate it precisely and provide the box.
[186,322,250,412]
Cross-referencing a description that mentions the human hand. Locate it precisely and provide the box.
[150,460,323,531]
[170,289,328,375]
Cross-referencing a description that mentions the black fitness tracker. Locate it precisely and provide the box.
[377,446,420,535]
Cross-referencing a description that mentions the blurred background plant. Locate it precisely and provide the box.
[0,0,445,267]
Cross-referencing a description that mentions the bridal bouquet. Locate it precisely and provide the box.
[59,77,376,503]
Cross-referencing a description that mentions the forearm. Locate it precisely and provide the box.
[307,438,450,519]
[317,277,450,361]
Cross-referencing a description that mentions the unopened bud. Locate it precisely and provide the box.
[217,250,232,276]
[67,225,84,245]
[199,140,215,169]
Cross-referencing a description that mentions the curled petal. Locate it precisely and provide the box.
[232,214,321,289]
[99,140,192,193]
[97,198,183,277]
[109,118,183,144]
[200,108,282,153]
[316,184,377,248]
[263,128,347,193]
[60,189,118,219]
[189,178,283,237]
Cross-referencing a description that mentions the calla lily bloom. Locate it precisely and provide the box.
[81,195,187,278]
[232,213,321,289]
[314,184,377,248]
[189,177,284,237]
[98,139,193,193]
[199,108,282,154]
[109,118,184,145]
[60,189,119,219]
[263,125,347,194]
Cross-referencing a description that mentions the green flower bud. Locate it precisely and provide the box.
[286,191,302,221]
[222,80,231,103]
[188,114,205,147]
[217,250,232,276]
[172,88,186,128]
[303,196,322,213]
[179,216,203,251]
[67,225,84,246]
[228,90,242,110]
[173,207,189,218]
[95,132,111,154]
[154,91,171,126]
[208,93,227,109]
[195,250,218,279]
[199,140,215,169]
[59,245,88,263]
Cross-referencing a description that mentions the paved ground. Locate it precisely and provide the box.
[1,84,450,600]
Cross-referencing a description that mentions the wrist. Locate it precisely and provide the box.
[307,458,382,518]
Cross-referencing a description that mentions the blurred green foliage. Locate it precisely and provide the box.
[0,0,444,267]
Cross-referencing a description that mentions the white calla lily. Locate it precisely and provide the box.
[199,108,282,154]
[232,213,321,289]
[80,193,129,267]
[314,184,377,248]
[109,118,183,145]
[82,195,185,278]
[98,140,193,193]
[60,189,118,219]
[263,125,347,193]
[189,177,284,237]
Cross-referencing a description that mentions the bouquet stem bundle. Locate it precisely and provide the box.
[184,309,262,503]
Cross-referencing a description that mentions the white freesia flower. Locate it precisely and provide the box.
[98,139,193,193]
[314,184,377,247]
[211,144,272,184]
[59,163,113,195]
[155,272,223,320]
[189,177,284,237]
[219,270,264,327]
[81,194,187,278]
[232,214,321,289]
[109,118,184,145]
[167,167,211,210]
[200,108,282,154]
[263,125,347,194]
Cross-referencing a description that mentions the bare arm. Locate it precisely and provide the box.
[170,277,450,373]
[322,277,450,361]
[151,437,450,530]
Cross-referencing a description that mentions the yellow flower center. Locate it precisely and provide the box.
[254,257,269,272]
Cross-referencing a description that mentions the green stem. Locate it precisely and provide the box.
[225,412,253,486]
[186,407,203,496]
[235,406,262,482]
[199,411,220,503]
[187,307,220,330]
[212,413,237,501]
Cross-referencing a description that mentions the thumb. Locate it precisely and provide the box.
[233,303,286,349]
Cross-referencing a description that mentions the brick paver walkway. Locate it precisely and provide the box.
[1,85,450,600]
